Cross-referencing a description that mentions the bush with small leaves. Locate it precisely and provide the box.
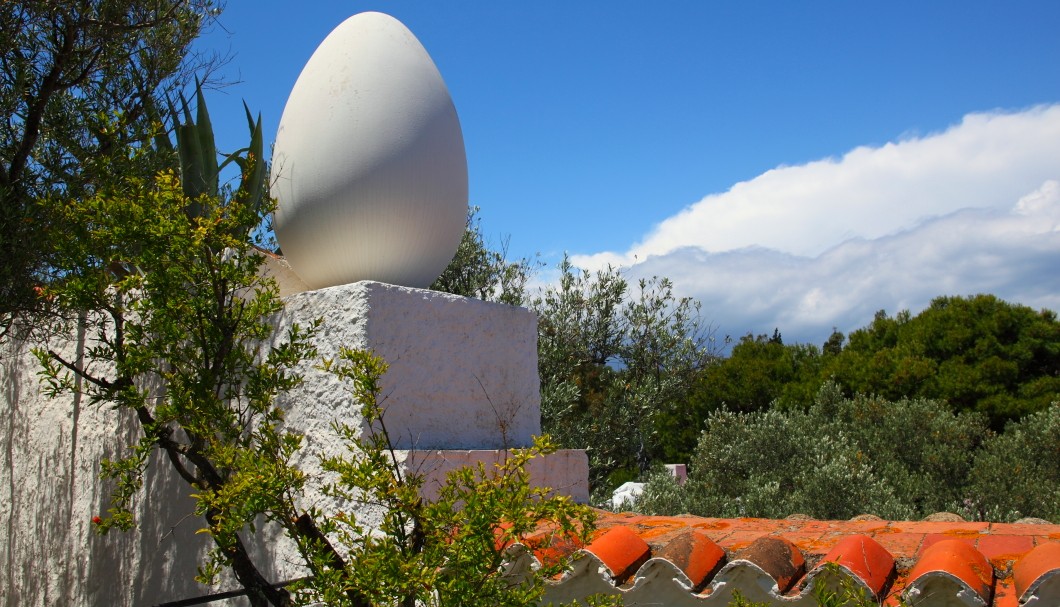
[634,383,1040,522]
[653,403,913,520]
[818,384,991,516]
[964,403,1060,522]
[297,348,600,607]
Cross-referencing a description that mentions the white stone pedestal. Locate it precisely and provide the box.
[277,280,541,450]
[275,280,588,502]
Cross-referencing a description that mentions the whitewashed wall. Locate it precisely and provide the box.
[0,282,586,606]
[1,324,220,606]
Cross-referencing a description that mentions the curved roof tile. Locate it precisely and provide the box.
[729,535,806,594]
[652,529,726,590]
[805,533,895,601]
[583,525,651,581]
[528,512,1060,606]
[1014,542,1060,606]
[904,539,994,606]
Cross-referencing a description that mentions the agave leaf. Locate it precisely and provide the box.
[147,97,173,154]
[193,80,219,197]
[243,108,267,214]
[217,151,246,176]
[162,95,181,149]
[244,100,256,136]
[176,122,206,204]
[179,90,194,129]
[170,86,271,233]
[175,89,205,203]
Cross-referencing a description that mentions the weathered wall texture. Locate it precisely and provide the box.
[276,280,543,450]
[1,281,586,606]
[1,322,218,606]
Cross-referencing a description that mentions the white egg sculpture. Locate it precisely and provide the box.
[272,12,468,290]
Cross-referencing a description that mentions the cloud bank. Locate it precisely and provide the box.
[571,106,1060,346]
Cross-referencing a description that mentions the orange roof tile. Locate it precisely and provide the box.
[524,511,1060,606]
[813,534,895,597]
[584,526,651,580]
[1014,542,1060,602]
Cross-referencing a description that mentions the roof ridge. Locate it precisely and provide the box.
[514,513,1060,606]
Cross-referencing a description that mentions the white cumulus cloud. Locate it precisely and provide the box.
[571,106,1060,345]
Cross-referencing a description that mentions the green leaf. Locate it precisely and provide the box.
[193,80,219,197]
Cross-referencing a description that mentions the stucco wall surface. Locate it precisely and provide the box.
[408,449,589,503]
[1,282,579,606]
[275,280,543,450]
[1,324,218,607]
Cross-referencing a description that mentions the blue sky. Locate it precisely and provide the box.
[197,2,1060,346]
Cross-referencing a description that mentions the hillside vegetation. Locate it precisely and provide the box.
[436,231,1060,513]
[690,294,1060,432]
[636,384,1060,522]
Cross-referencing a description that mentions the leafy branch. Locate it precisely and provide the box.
[297,347,598,607]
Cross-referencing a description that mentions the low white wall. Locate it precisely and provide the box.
[1,324,216,607]
[0,282,586,606]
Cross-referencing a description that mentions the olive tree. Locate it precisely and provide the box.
[532,257,716,497]
[0,0,220,340]
[430,206,538,306]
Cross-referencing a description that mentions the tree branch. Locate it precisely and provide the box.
[293,513,370,607]
[46,348,115,390]
[207,506,291,607]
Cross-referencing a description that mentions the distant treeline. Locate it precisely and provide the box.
[630,294,1060,522]
[691,294,1059,429]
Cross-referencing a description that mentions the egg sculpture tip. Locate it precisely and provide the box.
[272,11,468,291]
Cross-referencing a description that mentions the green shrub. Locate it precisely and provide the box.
[638,397,913,520]
[964,403,1060,522]
[634,384,1053,522]
[818,385,990,516]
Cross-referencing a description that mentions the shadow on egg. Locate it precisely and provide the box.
[272,11,468,290]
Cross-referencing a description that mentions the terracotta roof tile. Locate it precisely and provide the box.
[810,534,896,598]
[651,529,726,590]
[730,535,806,594]
[522,511,1060,606]
[1013,542,1060,605]
[905,539,994,605]
[977,534,1035,572]
[583,525,651,581]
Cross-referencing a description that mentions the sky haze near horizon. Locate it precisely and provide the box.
[197,2,1060,347]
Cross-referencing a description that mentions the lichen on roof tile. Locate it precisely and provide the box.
[524,512,1060,606]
